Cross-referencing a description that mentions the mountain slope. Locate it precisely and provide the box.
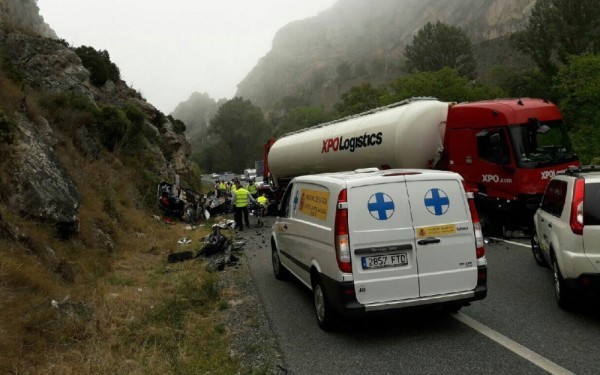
[0,0,57,38]
[0,3,196,370]
[236,0,535,113]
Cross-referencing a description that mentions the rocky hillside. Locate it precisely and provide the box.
[0,0,57,38]
[236,0,535,113]
[0,5,195,368]
[0,24,191,236]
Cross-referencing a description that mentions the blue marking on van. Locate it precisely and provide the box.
[293,190,299,212]
[368,192,395,220]
[425,188,449,216]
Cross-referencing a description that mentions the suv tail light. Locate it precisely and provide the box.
[570,178,585,235]
[465,188,485,258]
[335,189,352,273]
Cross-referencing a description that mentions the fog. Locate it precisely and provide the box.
[36,0,338,113]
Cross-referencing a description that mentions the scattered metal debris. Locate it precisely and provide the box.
[177,237,192,245]
[212,219,236,230]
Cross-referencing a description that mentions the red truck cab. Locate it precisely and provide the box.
[444,98,579,232]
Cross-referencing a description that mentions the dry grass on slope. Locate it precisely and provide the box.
[0,155,246,374]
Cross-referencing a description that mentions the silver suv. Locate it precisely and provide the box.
[532,166,600,309]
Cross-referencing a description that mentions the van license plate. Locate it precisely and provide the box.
[362,253,408,269]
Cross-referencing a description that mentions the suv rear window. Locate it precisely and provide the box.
[541,179,568,217]
[584,182,600,225]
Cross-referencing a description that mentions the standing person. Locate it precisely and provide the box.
[231,180,256,231]
[247,178,258,199]
[218,180,226,197]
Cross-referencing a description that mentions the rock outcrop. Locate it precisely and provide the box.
[9,113,81,237]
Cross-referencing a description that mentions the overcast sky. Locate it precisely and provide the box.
[36,0,338,113]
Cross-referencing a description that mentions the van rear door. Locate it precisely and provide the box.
[348,177,420,304]
[405,176,478,297]
[583,181,600,272]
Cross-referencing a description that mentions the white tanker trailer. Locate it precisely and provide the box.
[268,98,449,186]
[263,97,579,232]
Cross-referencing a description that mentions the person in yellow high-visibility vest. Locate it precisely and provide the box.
[247,178,258,199]
[257,193,268,207]
[257,192,269,217]
[218,180,226,197]
[231,180,256,231]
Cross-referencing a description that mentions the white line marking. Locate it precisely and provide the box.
[453,312,574,375]
[487,237,530,249]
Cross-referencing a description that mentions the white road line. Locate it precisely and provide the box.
[487,237,530,249]
[453,312,574,375]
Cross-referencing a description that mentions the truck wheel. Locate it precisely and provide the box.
[531,233,548,268]
[552,258,573,310]
[313,276,336,331]
[271,246,288,280]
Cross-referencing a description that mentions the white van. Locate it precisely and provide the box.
[243,168,257,181]
[270,168,487,330]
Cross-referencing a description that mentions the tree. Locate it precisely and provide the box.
[555,54,600,163]
[513,0,600,76]
[207,98,270,172]
[404,21,477,79]
[275,106,331,137]
[334,83,386,117]
[386,67,504,104]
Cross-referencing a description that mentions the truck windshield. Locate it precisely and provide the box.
[508,119,577,168]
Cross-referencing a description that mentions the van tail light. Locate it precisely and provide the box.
[335,189,352,273]
[464,188,485,259]
[570,178,585,235]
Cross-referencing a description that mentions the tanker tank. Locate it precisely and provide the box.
[268,98,450,186]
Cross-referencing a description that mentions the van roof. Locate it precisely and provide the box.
[292,168,462,184]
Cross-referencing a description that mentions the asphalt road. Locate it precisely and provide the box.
[239,218,600,375]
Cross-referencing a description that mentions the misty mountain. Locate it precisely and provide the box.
[235,0,536,113]
[170,92,226,143]
[0,0,57,38]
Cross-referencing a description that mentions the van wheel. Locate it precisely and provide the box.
[313,277,336,331]
[531,233,548,267]
[552,258,573,310]
[271,247,288,280]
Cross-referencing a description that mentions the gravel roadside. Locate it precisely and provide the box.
[216,217,288,374]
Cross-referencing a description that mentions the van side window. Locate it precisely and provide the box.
[541,180,567,217]
[280,184,294,218]
[476,129,510,165]
[584,182,600,225]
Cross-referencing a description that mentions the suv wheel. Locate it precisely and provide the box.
[552,258,573,310]
[313,277,336,331]
[531,233,548,267]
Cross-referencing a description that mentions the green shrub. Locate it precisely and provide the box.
[39,91,95,113]
[75,46,121,86]
[94,106,131,151]
[0,55,24,84]
[122,102,146,141]
[154,111,167,131]
[167,115,186,134]
[0,110,16,144]
[38,92,96,132]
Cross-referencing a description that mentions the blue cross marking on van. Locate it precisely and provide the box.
[368,192,394,220]
[425,188,449,216]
